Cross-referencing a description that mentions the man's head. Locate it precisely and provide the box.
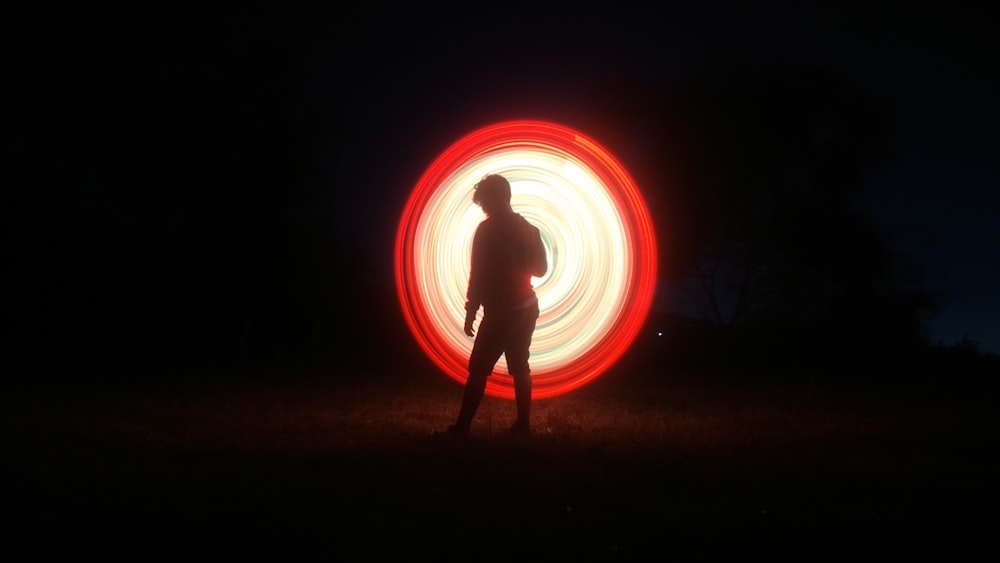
[472,174,512,215]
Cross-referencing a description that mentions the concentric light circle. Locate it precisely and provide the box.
[395,120,657,399]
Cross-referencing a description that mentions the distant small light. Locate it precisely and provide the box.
[657,331,663,337]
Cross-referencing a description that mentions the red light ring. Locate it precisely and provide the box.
[395,120,657,399]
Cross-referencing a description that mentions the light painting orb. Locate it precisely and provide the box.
[395,120,657,399]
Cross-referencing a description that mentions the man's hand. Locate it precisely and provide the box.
[464,310,476,337]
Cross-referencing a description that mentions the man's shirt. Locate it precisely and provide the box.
[466,211,546,313]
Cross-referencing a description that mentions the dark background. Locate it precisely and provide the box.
[6,2,998,380]
[4,4,999,561]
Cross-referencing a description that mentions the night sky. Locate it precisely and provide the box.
[7,2,999,372]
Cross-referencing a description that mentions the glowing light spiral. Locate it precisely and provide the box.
[395,120,657,399]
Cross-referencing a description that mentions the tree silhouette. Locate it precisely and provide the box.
[582,59,941,368]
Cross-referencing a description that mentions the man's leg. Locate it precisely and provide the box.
[510,373,531,433]
[450,371,487,434]
[506,303,539,434]
[450,313,503,435]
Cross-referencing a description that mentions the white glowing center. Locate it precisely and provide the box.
[412,145,633,375]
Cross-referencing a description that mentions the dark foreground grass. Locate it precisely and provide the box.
[3,362,997,562]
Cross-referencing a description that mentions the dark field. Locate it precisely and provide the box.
[3,360,996,562]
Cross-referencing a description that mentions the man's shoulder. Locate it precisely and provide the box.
[473,218,495,241]
[515,214,540,234]
[477,213,535,235]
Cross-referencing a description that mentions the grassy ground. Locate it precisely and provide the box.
[3,361,997,561]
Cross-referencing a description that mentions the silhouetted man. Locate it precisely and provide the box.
[446,174,547,437]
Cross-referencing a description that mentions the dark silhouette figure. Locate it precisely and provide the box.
[446,174,547,437]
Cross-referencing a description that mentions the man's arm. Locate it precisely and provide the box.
[527,224,547,277]
[464,226,485,336]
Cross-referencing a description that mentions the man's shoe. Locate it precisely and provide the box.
[432,425,468,438]
[508,422,531,436]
